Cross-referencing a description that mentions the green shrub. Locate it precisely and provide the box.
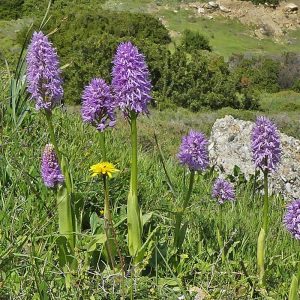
[230,55,280,93]
[161,49,239,110]
[0,0,24,20]
[181,29,212,52]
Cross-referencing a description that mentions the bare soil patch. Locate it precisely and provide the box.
[182,0,300,39]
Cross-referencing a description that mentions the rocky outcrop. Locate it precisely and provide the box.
[284,3,298,13]
[208,1,219,9]
[209,115,300,200]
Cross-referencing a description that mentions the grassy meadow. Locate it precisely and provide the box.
[1,0,300,299]
[1,97,300,298]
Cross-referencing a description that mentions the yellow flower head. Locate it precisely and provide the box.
[90,161,119,178]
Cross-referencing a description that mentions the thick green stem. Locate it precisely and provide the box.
[174,170,195,249]
[258,170,269,287]
[263,170,269,234]
[130,115,138,193]
[100,132,106,161]
[127,113,142,257]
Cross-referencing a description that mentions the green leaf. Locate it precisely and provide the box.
[87,234,107,252]
[158,278,178,287]
[56,236,68,268]
[142,212,153,227]
[57,184,75,250]
[233,165,241,177]
[177,222,188,250]
[90,212,104,234]
[288,275,299,300]
[257,227,266,285]
[134,226,160,264]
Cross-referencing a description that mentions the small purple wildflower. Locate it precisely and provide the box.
[177,130,209,171]
[283,199,300,240]
[251,116,281,173]
[41,144,64,188]
[81,78,116,131]
[212,178,235,204]
[112,42,152,115]
[26,31,63,112]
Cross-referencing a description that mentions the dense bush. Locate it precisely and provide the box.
[229,54,280,93]
[180,29,212,52]
[279,52,300,89]
[0,0,24,20]
[157,49,258,110]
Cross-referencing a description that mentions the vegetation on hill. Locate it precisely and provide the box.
[242,0,279,5]
[1,1,300,299]
[1,0,300,113]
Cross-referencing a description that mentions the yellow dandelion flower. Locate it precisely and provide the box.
[90,161,119,178]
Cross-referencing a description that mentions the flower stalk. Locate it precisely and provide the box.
[99,132,107,161]
[257,168,269,287]
[127,113,142,257]
[251,117,281,288]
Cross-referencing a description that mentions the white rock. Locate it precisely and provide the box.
[208,1,219,9]
[198,7,205,14]
[219,5,231,13]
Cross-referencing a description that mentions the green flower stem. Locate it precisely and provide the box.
[258,170,269,287]
[174,170,195,249]
[263,170,269,234]
[127,113,142,257]
[99,132,107,161]
[103,175,115,269]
